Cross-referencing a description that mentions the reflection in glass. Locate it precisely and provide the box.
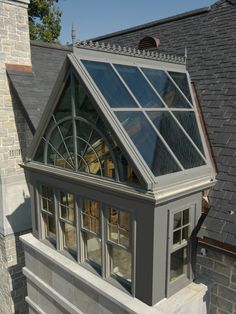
[173,230,181,246]
[82,60,138,108]
[147,112,205,169]
[41,186,54,213]
[62,222,77,254]
[174,212,181,229]
[183,209,190,225]
[43,213,56,242]
[82,199,100,234]
[109,224,118,243]
[141,68,191,108]
[86,234,101,266]
[108,208,130,248]
[53,77,72,121]
[116,111,180,176]
[182,226,189,242]
[170,248,187,281]
[60,192,74,222]
[111,246,131,282]
[173,111,204,154]
[114,64,164,108]
[168,72,192,103]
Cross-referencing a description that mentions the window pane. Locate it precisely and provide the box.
[82,200,100,234]
[174,212,182,229]
[86,233,101,266]
[147,112,205,169]
[108,224,118,243]
[115,64,164,108]
[109,208,118,224]
[91,217,99,234]
[116,111,180,176]
[82,213,90,230]
[62,222,77,255]
[43,213,56,243]
[82,60,138,108]
[119,211,129,231]
[60,205,68,220]
[111,246,131,282]
[183,209,190,225]
[168,72,192,103]
[119,228,129,247]
[53,77,72,122]
[182,226,189,242]
[170,248,187,281]
[142,68,191,108]
[173,230,181,247]
[173,111,204,155]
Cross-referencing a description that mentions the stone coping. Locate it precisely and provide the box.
[21,233,208,314]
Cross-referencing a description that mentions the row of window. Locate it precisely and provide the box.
[39,184,192,294]
[39,185,132,289]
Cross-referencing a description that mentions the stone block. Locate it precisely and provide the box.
[197,255,214,269]
[214,261,231,276]
[200,267,230,286]
[219,285,236,302]
[211,294,233,313]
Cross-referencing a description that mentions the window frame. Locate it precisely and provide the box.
[167,203,195,297]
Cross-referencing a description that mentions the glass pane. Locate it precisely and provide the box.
[109,208,118,224]
[170,248,187,281]
[74,77,99,122]
[60,205,68,220]
[173,111,204,154]
[173,230,181,247]
[82,213,90,230]
[182,226,189,242]
[147,112,205,169]
[119,211,130,231]
[90,217,99,234]
[34,140,45,163]
[53,77,72,122]
[183,209,190,225]
[115,64,164,108]
[142,68,191,108]
[168,72,192,103]
[43,213,56,243]
[42,198,47,211]
[62,222,77,254]
[82,60,138,108]
[108,224,118,243]
[86,233,101,266]
[119,228,129,247]
[174,212,182,229]
[111,246,131,282]
[116,111,180,176]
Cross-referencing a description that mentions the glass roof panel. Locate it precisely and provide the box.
[173,111,204,155]
[141,68,191,108]
[116,111,181,176]
[81,60,138,108]
[147,112,205,169]
[168,72,192,103]
[114,64,164,108]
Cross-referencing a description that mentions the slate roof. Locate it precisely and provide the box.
[6,0,236,246]
[92,0,236,246]
[7,41,72,131]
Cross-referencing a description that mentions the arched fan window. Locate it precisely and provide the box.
[34,74,141,186]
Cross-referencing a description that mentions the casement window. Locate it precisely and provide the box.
[38,184,133,291]
[168,205,194,295]
[81,199,102,268]
[107,208,132,285]
[40,185,56,244]
[58,191,77,257]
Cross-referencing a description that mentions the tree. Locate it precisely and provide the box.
[28,0,62,43]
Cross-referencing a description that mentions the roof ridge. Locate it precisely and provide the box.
[75,41,186,65]
[30,40,72,52]
[89,6,211,42]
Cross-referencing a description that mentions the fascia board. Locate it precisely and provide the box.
[21,162,156,204]
[26,56,71,160]
[68,53,154,189]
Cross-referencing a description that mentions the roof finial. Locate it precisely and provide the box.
[71,22,77,47]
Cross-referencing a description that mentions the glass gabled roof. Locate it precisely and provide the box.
[79,57,208,179]
[29,44,215,191]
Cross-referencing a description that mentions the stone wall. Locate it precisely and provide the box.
[196,244,236,314]
[0,230,30,314]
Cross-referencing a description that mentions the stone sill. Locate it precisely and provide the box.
[21,233,207,314]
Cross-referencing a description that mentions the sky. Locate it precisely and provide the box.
[58,0,215,44]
